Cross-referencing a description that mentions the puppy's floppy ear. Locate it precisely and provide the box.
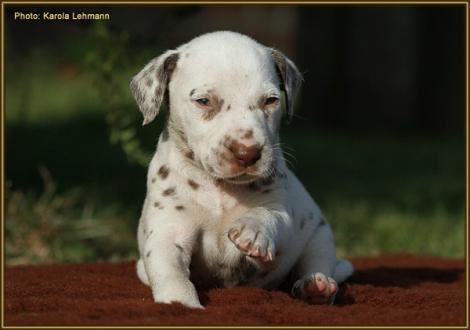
[130,50,179,125]
[271,49,303,121]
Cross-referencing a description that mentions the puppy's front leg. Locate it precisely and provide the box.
[227,206,291,264]
[143,218,202,309]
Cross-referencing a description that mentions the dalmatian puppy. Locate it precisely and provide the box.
[131,31,353,309]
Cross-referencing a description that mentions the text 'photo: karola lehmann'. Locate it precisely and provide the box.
[14,11,110,21]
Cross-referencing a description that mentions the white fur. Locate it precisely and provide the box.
[131,31,353,308]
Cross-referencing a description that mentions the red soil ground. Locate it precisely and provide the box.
[4,254,466,326]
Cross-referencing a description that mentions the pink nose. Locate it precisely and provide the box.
[229,141,262,167]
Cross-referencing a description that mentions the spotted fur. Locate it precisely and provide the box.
[162,187,176,196]
[133,31,353,309]
[158,166,170,179]
[187,179,200,190]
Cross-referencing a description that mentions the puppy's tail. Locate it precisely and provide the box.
[332,258,354,284]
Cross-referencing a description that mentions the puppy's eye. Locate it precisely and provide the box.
[196,98,211,107]
[265,97,279,106]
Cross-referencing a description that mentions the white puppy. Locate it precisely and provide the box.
[130,31,353,309]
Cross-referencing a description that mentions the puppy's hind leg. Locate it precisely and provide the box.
[332,258,354,284]
[136,258,150,286]
[291,221,353,304]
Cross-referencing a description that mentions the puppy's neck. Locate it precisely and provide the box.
[165,118,195,163]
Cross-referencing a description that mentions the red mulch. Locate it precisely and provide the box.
[4,255,466,326]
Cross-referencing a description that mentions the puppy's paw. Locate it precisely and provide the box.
[227,217,275,264]
[152,277,204,309]
[291,272,338,305]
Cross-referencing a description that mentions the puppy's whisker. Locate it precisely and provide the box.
[272,145,297,169]
[282,152,297,165]
[274,152,295,170]
[274,141,296,153]
[273,145,297,166]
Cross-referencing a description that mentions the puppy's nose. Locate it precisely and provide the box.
[229,141,262,167]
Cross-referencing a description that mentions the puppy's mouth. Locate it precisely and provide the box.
[205,162,273,185]
[201,147,275,185]
[223,172,259,184]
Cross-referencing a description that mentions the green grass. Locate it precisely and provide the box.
[4,44,466,265]
[5,170,138,265]
[5,123,465,264]
[282,129,465,258]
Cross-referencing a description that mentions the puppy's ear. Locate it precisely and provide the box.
[271,49,303,121]
[130,50,179,125]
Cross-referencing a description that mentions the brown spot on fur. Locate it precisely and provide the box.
[243,130,253,139]
[202,93,225,121]
[162,187,176,196]
[175,205,185,211]
[163,53,179,80]
[151,178,156,183]
[248,105,254,111]
[153,201,160,208]
[158,166,170,179]
[190,88,196,96]
[146,250,151,258]
[227,104,231,111]
[185,150,194,160]
[188,179,199,190]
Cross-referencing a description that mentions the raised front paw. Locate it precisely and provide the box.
[227,217,275,264]
[291,272,338,305]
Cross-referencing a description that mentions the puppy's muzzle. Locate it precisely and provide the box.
[229,141,263,168]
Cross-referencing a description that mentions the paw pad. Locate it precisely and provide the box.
[227,218,275,265]
[291,272,338,305]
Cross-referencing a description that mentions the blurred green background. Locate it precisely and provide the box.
[4,5,466,265]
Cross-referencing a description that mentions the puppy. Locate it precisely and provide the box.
[130,31,353,308]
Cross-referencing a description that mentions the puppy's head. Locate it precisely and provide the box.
[131,31,302,184]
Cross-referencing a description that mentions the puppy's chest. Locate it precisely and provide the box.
[147,172,241,219]
[190,185,240,217]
